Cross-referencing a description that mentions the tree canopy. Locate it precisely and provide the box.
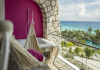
[84,47,93,58]
[88,27,92,34]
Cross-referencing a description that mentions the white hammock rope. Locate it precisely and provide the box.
[10,21,44,70]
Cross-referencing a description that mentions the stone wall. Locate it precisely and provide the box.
[0,0,5,20]
[34,0,62,55]
[0,0,61,55]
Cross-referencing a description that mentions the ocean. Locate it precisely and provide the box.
[60,21,100,34]
[60,21,100,48]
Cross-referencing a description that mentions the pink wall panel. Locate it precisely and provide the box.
[5,0,43,39]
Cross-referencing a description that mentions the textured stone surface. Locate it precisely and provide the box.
[42,3,46,8]
[48,6,51,11]
[40,0,45,3]
[43,22,47,27]
[44,7,47,12]
[46,1,50,6]
[51,1,55,5]
[0,0,5,20]
[34,0,61,56]
[42,14,46,18]
[46,13,50,17]
[50,10,54,16]
[47,17,52,22]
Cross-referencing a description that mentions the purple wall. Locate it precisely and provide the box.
[5,0,43,39]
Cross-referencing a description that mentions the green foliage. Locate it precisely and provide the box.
[62,48,67,52]
[94,29,100,36]
[98,50,100,54]
[96,50,100,54]
[61,41,67,47]
[97,39,100,44]
[92,37,96,39]
[66,42,74,48]
[77,37,82,40]
[74,47,82,55]
[84,47,93,58]
[64,53,74,59]
[69,47,74,54]
[80,53,85,58]
[91,49,97,59]
[88,27,92,34]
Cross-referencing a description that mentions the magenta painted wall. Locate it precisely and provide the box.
[5,0,43,39]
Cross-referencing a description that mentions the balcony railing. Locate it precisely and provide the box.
[50,32,100,70]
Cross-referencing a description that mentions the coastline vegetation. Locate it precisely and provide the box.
[61,27,100,45]
[61,27,100,69]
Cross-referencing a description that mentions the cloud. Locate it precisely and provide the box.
[59,1,100,21]
[86,0,100,6]
[86,10,100,18]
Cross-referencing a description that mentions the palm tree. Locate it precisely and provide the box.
[94,29,100,36]
[74,47,82,56]
[88,27,92,34]
[64,29,67,33]
[84,47,93,68]
[92,49,97,59]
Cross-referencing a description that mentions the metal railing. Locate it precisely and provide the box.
[50,32,100,70]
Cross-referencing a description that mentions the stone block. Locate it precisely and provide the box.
[51,1,55,6]
[35,0,39,4]
[45,18,48,22]
[43,18,47,22]
[41,9,43,13]
[53,21,58,27]
[39,4,43,8]
[55,0,58,1]
[50,10,54,16]
[48,6,51,11]
[44,28,47,34]
[43,22,47,27]
[43,28,45,33]
[43,18,45,22]
[42,3,46,8]
[42,14,46,18]
[51,16,55,21]
[54,11,57,16]
[46,1,50,6]
[46,13,50,18]
[40,0,45,3]
[55,16,59,21]
[54,6,59,11]
[47,17,52,23]
[47,23,52,27]
[51,6,55,10]
[0,0,4,20]
[55,1,59,6]
[43,34,47,39]
[44,8,47,12]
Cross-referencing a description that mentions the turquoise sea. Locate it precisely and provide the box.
[60,21,100,48]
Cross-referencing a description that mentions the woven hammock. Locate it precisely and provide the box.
[10,21,44,70]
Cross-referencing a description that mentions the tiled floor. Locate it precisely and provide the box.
[32,58,74,70]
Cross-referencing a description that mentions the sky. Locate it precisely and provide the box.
[59,0,100,21]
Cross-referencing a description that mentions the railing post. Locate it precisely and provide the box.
[0,33,10,70]
[0,20,13,70]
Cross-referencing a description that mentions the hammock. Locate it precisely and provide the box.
[10,21,45,70]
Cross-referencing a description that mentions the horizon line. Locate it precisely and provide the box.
[60,21,100,22]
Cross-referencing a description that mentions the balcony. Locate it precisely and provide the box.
[49,31,100,70]
[31,57,75,70]
[1,29,100,70]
